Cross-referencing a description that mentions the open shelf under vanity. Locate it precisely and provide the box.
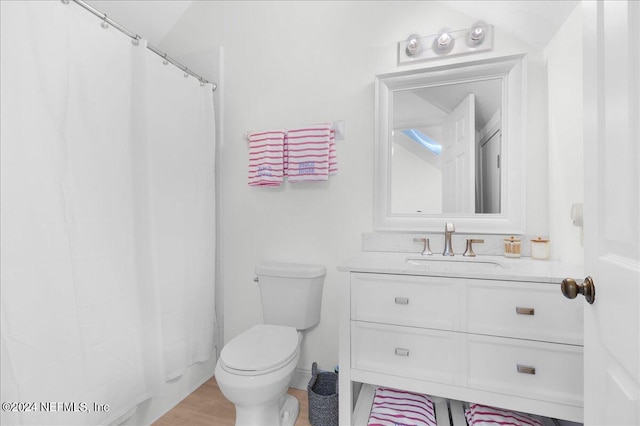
[352,383,575,426]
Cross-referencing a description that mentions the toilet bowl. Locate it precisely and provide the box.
[214,324,302,426]
[214,262,326,426]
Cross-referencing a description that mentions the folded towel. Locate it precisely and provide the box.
[465,403,543,426]
[247,130,286,187]
[286,124,333,182]
[367,387,437,426]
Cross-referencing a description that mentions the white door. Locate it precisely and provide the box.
[579,1,639,424]
[442,93,475,213]
[480,129,501,214]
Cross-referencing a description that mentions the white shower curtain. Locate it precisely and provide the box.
[138,43,217,381]
[0,2,216,425]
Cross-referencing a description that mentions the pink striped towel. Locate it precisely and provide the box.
[367,387,437,426]
[285,123,337,182]
[247,130,286,187]
[328,128,338,175]
[464,403,544,426]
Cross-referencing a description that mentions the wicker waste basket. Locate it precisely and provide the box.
[307,362,339,426]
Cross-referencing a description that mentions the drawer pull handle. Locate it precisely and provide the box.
[395,297,409,305]
[517,364,536,375]
[395,348,410,357]
[515,307,535,315]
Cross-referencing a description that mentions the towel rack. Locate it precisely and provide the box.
[244,120,345,142]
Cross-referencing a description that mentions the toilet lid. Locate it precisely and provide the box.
[220,324,299,373]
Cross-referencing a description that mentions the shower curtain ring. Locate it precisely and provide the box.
[101,17,109,29]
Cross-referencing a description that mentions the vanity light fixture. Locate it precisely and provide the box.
[398,23,494,65]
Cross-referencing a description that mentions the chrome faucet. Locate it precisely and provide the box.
[443,222,455,256]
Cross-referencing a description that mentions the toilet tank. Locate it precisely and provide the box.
[255,262,326,330]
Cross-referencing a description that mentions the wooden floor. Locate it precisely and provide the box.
[153,376,311,426]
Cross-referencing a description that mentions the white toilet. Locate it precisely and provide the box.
[214,262,326,426]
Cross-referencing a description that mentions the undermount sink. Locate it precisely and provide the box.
[405,256,506,269]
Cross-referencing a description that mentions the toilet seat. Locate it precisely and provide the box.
[220,324,299,376]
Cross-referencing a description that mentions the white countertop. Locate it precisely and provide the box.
[338,252,584,283]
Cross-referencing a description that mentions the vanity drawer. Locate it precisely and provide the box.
[351,273,458,330]
[466,334,583,407]
[465,280,583,345]
[351,321,460,385]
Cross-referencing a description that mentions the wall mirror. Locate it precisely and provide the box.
[374,54,526,234]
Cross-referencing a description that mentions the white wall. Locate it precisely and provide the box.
[544,5,584,264]
[391,142,443,214]
[160,1,556,381]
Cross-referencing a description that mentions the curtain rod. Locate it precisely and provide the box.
[62,0,217,91]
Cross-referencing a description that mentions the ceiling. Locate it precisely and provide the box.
[84,1,579,51]
[439,0,580,50]
[394,79,503,130]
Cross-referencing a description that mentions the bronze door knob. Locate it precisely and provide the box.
[561,276,596,304]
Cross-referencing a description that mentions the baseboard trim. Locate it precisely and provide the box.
[291,367,312,391]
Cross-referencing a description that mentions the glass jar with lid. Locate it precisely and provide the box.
[504,236,521,258]
[531,237,550,260]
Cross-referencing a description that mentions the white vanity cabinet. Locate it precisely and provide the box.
[338,256,584,425]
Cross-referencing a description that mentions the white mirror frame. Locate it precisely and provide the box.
[374,54,527,234]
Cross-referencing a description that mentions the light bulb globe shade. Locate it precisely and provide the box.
[405,34,422,56]
[437,32,452,49]
[468,26,485,45]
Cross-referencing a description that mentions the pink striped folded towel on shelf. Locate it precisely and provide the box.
[247,130,286,187]
[367,387,437,426]
[464,403,544,426]
[286,123,337,182]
